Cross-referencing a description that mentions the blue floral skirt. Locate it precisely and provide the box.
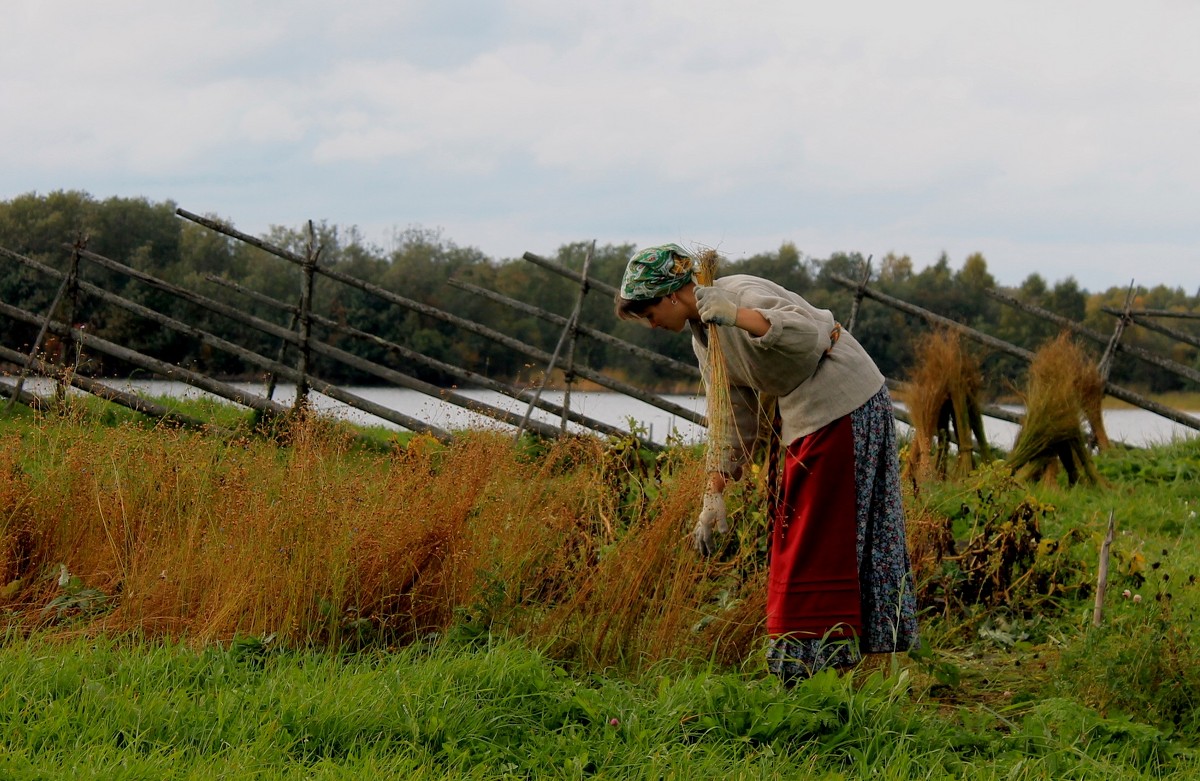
[766,385,919,683]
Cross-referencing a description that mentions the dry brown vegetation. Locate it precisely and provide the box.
[0,415,764,671]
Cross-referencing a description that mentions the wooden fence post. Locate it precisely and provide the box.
[515,241,595,440]
[1098,282,1136,382]
[1093,509,1117,627]
[845,255,872,334]
[293,221,320,413]
[52,237,84,407]
[265,299,300,401]
[560,242,595,433]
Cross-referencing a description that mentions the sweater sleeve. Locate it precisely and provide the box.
[731,287,836,397]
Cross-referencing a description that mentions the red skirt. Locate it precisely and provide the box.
[766,413,862,640]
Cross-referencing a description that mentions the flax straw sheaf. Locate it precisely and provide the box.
[1007,332,1106,485]
[900,328,989,481]
[692,248,736,477]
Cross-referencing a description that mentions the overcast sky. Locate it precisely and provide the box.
[4,1,1198,293]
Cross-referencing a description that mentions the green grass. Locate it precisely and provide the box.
[2,393,1200,778]
[0,634,1195,780]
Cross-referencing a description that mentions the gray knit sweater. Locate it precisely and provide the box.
[689,274,886,474]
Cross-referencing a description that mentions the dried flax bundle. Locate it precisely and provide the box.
[1007,333,1105,485]
[693,249,735,475]
[900,328,988,481]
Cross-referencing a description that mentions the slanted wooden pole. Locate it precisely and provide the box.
[205,274,659,448]
[1104,309,1200,351]
[831,273,1200,434]
[3,238,84,410]
[447,278,699,378]
[845,255,872,334]
[985,287,1200,386]
[1110,308,1200,320]
[522,251,619,297]
[559,242,596,433]
[177,208,706,426]
[0,343,219,432]
[1098,281,1136,382]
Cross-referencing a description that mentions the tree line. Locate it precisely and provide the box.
[1,190,1197,399]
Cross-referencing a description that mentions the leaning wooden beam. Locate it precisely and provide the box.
[204,274,658,448]
[0,376,45,409]
[62,244,545,440]
[1113,309,1200,320]
[522,251,620,298]
[1102,307,1200,352]
[0,343,216,432]
[884,377,1022,426]
[0,298,291,418]
[12,245,452,441]
[3,246,75,411]
[830,273,1036,361]
[986,288,1200,386]
[830,273,1200,433]
[447,279,700,378]
[175,209,706,427]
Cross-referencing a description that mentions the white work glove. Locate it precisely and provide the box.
[692,491,729,556]
[694,286,739,326]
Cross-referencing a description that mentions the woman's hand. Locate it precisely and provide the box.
[692,491,729,556]
[695,286,739,326]
[694,286,770,336]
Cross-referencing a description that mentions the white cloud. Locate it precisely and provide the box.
[2,0,1198,291]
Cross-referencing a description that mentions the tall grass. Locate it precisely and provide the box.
[0,409,764,671]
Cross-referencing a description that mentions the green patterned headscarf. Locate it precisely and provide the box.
[620,244,695,301]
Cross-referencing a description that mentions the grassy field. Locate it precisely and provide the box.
[0,392,1198,779]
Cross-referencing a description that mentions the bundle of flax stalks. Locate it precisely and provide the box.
[693,249,736,475]
[1007,332,1107,486]
[694,248,779,526]
[900,328,989,481]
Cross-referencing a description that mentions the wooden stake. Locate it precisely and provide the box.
[1093,509,1117,627]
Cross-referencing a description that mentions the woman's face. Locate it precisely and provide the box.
[640,296,690,333]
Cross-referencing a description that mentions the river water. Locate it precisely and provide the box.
[15,377,1198,450]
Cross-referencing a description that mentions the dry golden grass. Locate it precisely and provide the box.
[899,329,988,481]
[0,414,761,671]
